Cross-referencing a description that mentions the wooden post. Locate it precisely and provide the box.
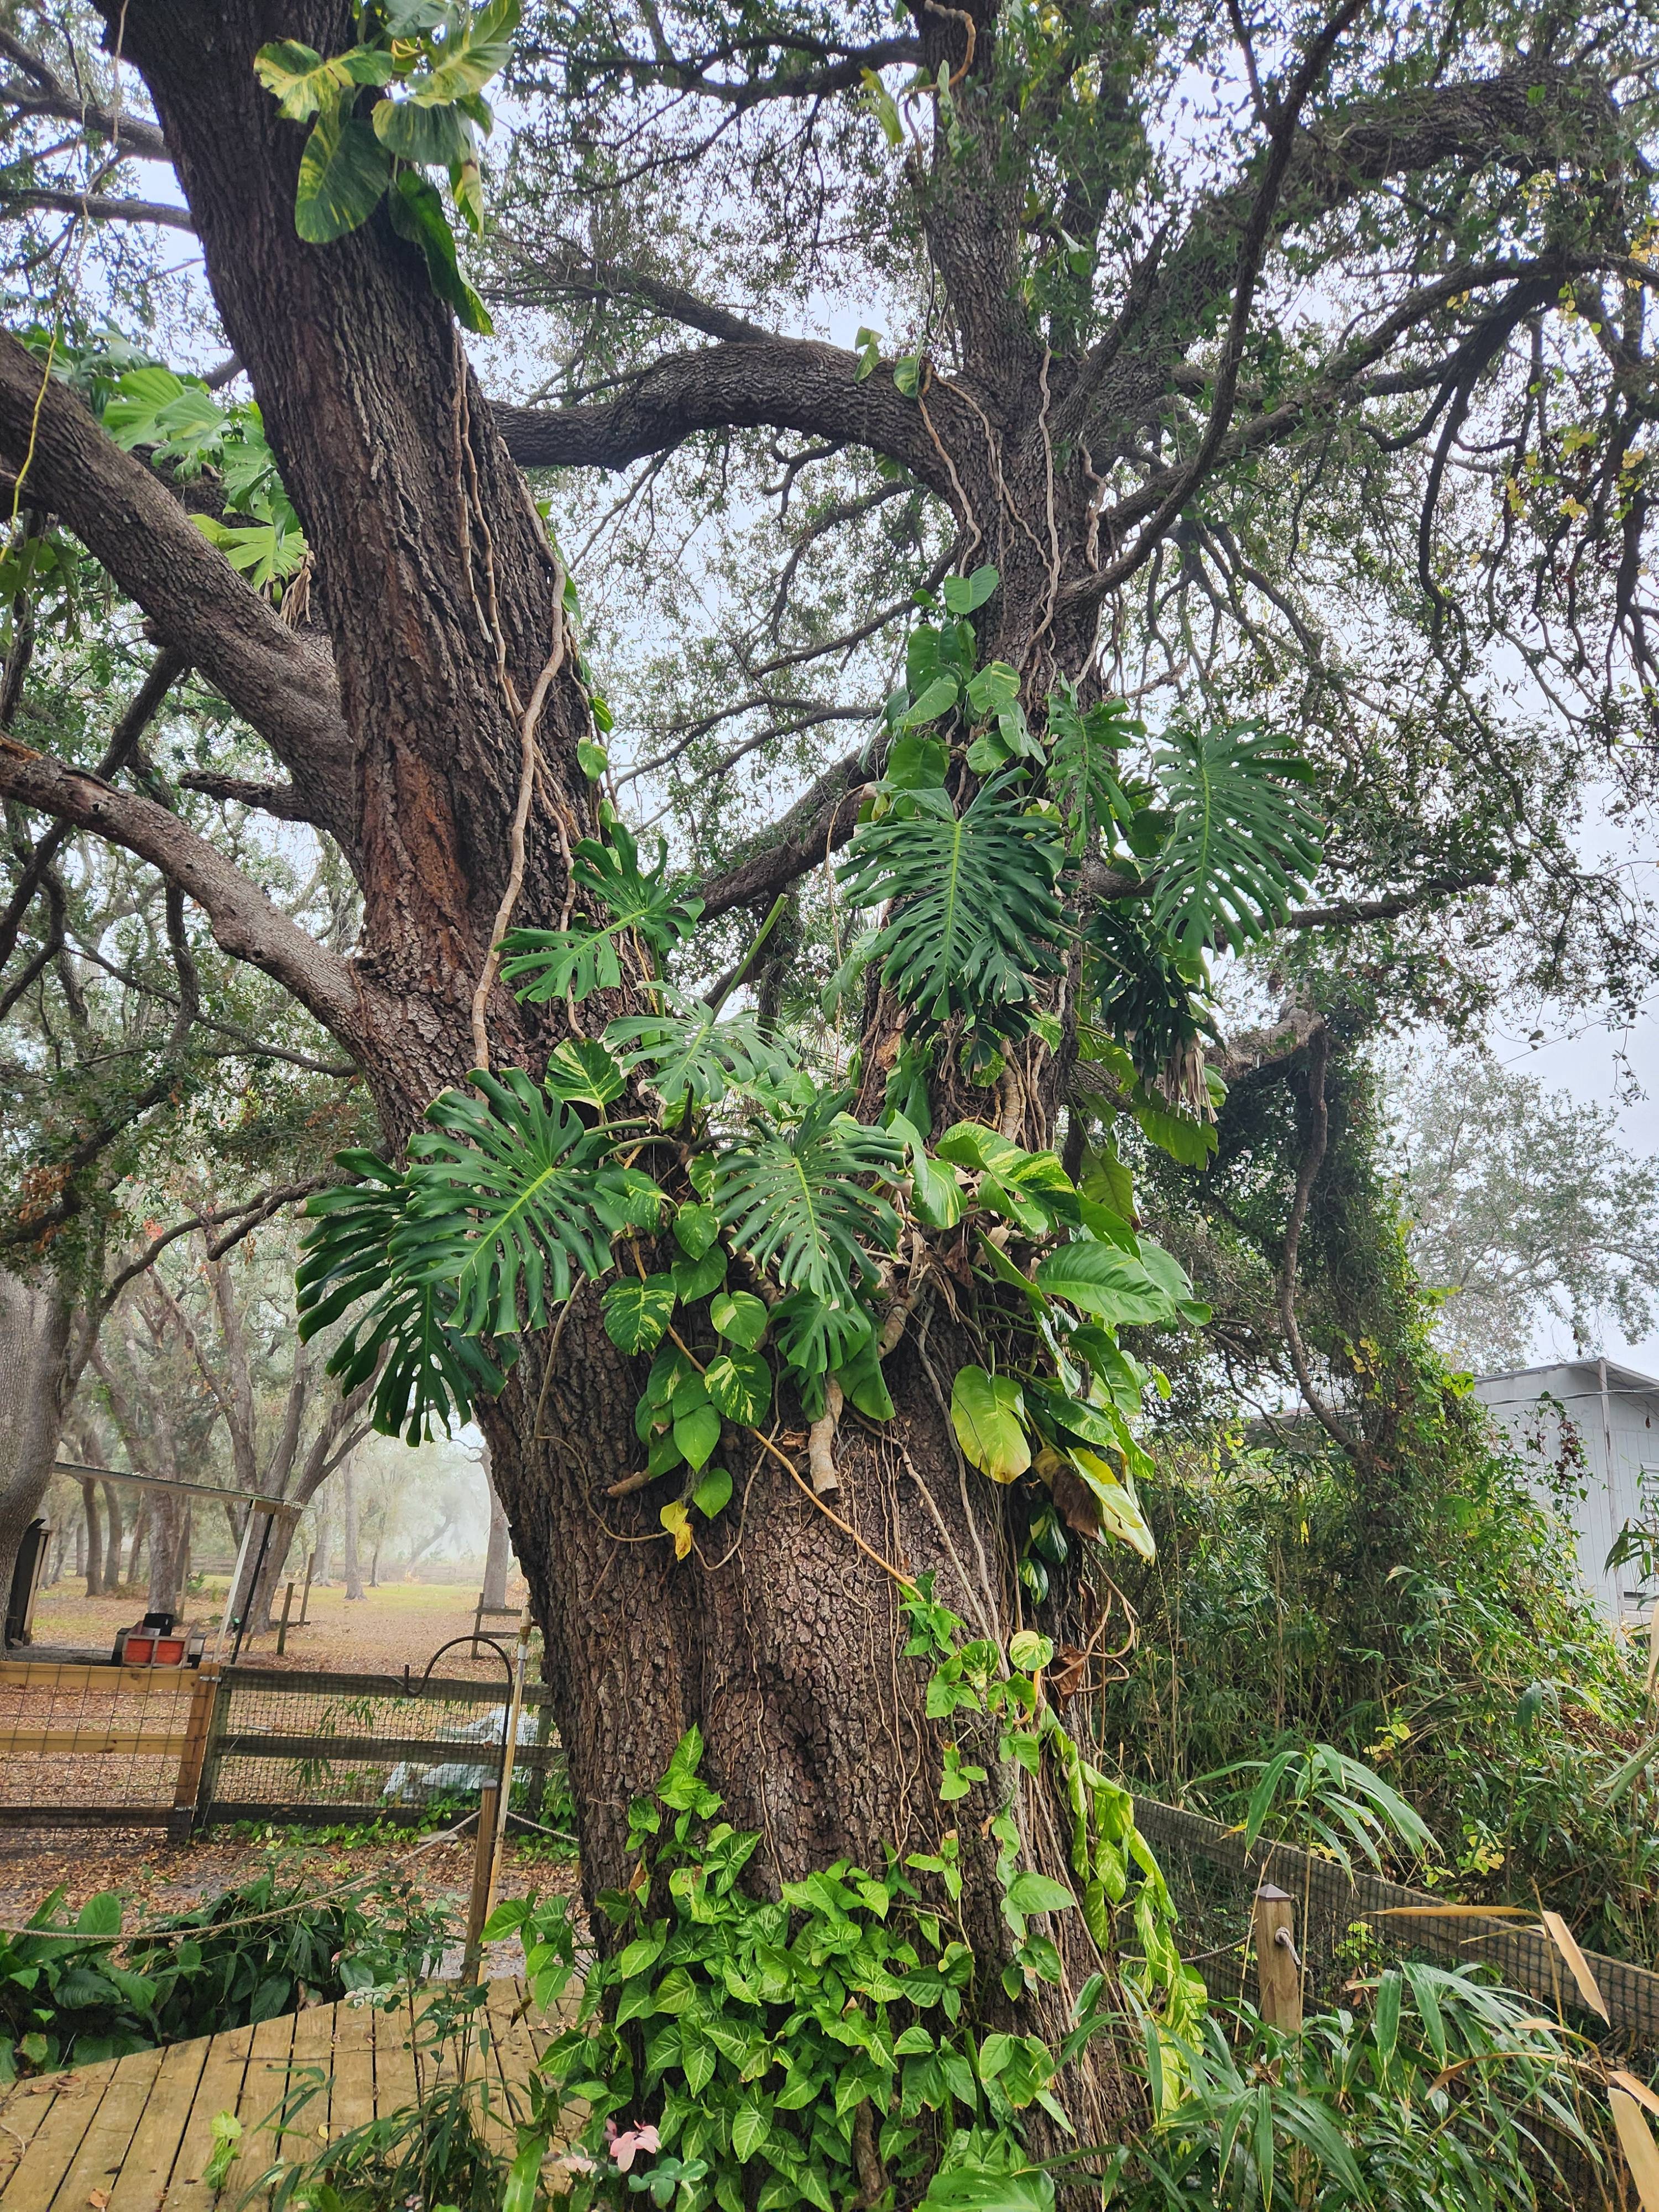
[298,1550,315,1626]
[169,1662,220,1843]
[275,1580,295,1656]
[461,1782,500,1985]
[1253,1884,1303,2032]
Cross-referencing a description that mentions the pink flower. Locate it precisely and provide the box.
[608,2124,660,2173]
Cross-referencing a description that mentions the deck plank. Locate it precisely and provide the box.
[0,2060,119,2212]
[4,1981,544,2210]
[106,2036,211,2212]
[231,2008,299,2212]
[50,2044,164,2210]
[326,2002,376,2144]
[0,2073,73,2196]
[159,2021,257,2212]
[271,2002,336,2185]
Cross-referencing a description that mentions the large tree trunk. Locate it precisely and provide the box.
[104,0,1125,2133]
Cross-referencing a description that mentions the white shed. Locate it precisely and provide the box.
[1472,1358,1659,1618]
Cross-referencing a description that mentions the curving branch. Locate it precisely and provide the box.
[493,338,952,497]
[491,239,776,346]
[0,189,194,230]
[0,27,170,159]
[0,734,372,1052]
[0,330,353,839]
[1284,869,1501,931]
[0,645,186,975]
[695,748,878,921]
[178,770,315,822]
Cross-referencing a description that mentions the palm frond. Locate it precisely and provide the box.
[499,822,702,1002]
[1147,720,1322,953]
[836,774,1065,1031]
[604,992,797,1110]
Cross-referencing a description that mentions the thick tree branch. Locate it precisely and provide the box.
[0,331,353,840]
[0,189,194,230]
[696,748,879,921]
[0,735,372,1052]
[1285,870,1500,930]
[178,770,315,822]
[494,339,951,497]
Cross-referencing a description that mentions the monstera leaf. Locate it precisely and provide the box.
[1148,719,1322,953]
[606,993,796,1110]
[395,1068,658,1334]
[712,1093,902,1302]
[500,823,703,1003]
[836,775,1065,1031]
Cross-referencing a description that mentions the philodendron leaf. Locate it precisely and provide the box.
[673,1399,722,1471]
[705,1348,771,1426]
[295,106,393,243]
[544,1037,626,1110]
[1033,1240,1176,1327]
[692,1466,733,1519]
[601,1276,678,1355]
[950,1365,1030,1483]
[710,1290,768,1350]
[674,1201,721,1259]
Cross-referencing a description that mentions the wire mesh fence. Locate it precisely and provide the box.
[1134,1793,1659,2051]
[0,1660,200,1827]
[197,1665,562,1829]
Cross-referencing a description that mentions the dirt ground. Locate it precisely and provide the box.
[27,1575,534,1675]
[0,1822,578,1982]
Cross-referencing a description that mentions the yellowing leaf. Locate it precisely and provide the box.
[1066,1448,1155,1562]
[660,1501,693,1561]
[1612,2087,1659,2212]
[950,1365,1030,1483]
[1539,1910,1609,2022]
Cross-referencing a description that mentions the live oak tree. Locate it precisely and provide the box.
[3,0,1659,2145]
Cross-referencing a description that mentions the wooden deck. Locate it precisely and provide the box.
[0,1978,557,2210]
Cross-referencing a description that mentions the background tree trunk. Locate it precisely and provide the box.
[481,1447,510,1611]
[0,1272,76,1626]
[343,1459,364,1601]
[79,1478,102,1595]
[102,1480,123,1592]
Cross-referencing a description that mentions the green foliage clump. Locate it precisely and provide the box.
[0,1861,451,2078]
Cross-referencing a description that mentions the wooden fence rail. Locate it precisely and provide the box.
[0,1661,563,1839]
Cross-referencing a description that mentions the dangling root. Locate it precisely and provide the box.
[807,1377,844,1495]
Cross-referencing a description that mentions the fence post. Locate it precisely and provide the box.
[1252,1884,1302,2032]
[299,1551,315,1626]
[169,1662,220,1844]
[462,1782,501,1985]
[275,1582,295,1656]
